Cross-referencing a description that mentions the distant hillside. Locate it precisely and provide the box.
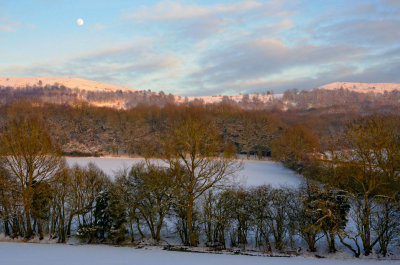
[0,77,136,92]
[0,78,399,156]
[319,82,400,94]
[0,76,280,109]
[0,77,399,110]
[0,76,174,109]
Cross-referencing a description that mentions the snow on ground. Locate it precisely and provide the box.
[0,242,396,265]
[65,157,303,187]
[177,93,283,104]
[66,157,145,177]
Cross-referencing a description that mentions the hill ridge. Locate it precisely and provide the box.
[0,76,136,93]
[319,82,400,93]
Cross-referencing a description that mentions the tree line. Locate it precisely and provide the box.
[0,99,360,158]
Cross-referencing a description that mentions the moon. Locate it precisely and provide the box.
[76,18,84,26]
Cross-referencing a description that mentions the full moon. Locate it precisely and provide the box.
[76,18,84,26]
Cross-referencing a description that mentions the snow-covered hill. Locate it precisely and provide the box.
[320,82,400,94]
[1,77,399,109]
[0,77,136,92]
[0,76,282,106]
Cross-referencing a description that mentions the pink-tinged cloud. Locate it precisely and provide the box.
[0,25,14,31]
[0,18,19,32]
[124,0,264,21]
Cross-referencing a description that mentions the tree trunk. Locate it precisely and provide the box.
[325,231,336,253]
[187,194,197,246]
[156,218,163,242]
[4,220,10,237]
[25,209,33,238]
[67,214,74,236]
[38,220,44,240]
[59,213,66,243]
[361,198,372,256]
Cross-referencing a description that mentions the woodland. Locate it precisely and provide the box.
[0,88,399,258]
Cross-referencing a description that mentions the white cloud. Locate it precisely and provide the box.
[124,0,264,21]
[0,41,183,91]
[93,23,107,31]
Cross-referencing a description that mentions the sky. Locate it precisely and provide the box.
[0,0,399,96]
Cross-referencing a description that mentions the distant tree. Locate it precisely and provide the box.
[271,124,320,171]
[225,111,279,159]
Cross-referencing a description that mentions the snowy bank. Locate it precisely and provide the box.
[0,242,397,265]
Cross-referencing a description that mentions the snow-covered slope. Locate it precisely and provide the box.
[320,82,400,93]
[0,77,136,92]
[0,76,281,104]
[177,93,283,104]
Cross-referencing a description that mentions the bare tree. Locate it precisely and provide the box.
[160,107,242,246]
[329,115,400,256]
[0,117,64,238]
[120,162,175,242]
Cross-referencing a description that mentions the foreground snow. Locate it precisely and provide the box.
[0,242,396,265]
[65,157,303,187]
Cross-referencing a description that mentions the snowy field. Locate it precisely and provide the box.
[0,242,396,265]
[65,157,303,187]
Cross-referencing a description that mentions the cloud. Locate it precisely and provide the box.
[382,0,400,7]
[93,23,107,31]
[188,39,364,86]
[123,0,295,42]
[183,61,400,97]
[72,42,182,75]
[2,0,400,97]
[314,19,400,46]
[0,42,182,90]
[0,24,13,32]
[176,17,228,40]
[182,44,400,96]
[343,60,400,84]
[124,0,264,21]
[0,17,20,32]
